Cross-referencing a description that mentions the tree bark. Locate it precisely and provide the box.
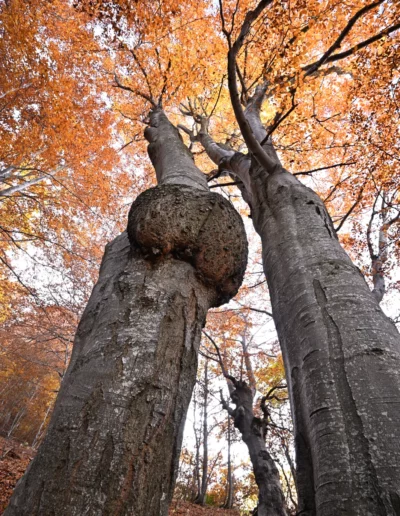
[5,108,248,516]
[224,381,287,516]
[249,166,400,515]
[195,95,400,515]
[223,414,234,509]
[195,359,209,505]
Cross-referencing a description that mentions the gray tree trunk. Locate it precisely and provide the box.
[5,108,247,516]
[224,381,287,516]
[195,359,209,506]
[223,414,234,509]
[193,95,400,514]
[249,166,400,516]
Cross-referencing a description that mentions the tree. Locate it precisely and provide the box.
[4,108,248,514]
[178,2,400,513]
[194,359,210,506]
[4,0,400,514]
[203,327,288,516]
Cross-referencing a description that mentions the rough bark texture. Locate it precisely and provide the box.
[249,166,400,516]
[128,184,248,306]
[5,233,213,515]
[226,381,287,516]
[5,107,248,515]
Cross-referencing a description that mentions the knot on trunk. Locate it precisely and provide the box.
[127,184,248,306]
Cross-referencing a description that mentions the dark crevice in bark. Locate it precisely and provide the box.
[291,367,316,516]
[313,279,387,515]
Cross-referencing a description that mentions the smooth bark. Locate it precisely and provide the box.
[195,99,400,514]
[195,360,209,505]
[224,414,234,509]
[249,167,400,515]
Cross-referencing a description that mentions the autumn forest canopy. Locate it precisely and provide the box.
[1,0,400,514]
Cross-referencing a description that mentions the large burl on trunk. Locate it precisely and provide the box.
[5,109,248,516]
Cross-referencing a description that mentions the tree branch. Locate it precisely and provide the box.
[304,0,386,76]
[304,22,400,70]
[226,0,281,174]
[294,161,356,176]
[114,73,156,107]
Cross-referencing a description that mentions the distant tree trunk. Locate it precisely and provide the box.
[195,359,209,505]
[222,381,287,516]
[223,414,234,509]
[32,403,52,449]
[5,108,247,516]
[191,392,201,501]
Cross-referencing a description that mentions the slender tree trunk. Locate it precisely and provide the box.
[228,381,287,516]
[5,108,247,516]
[224,414,234,509]
[32,402,52,449]
[195,359,209,505]
[191,393,201,502]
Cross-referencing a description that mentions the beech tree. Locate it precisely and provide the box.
[203,328,288,516]
[177,2,400,513]
[5,107,248,514]
[3,0,400,515]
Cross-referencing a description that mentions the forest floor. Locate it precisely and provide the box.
[0,437,240,515]
[169,500,240,515]
[0,437,34,514]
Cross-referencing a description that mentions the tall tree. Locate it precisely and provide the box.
[4,108,247,515]
[194,358,210,506]
[203,328,288,516]
[180,2,400,513]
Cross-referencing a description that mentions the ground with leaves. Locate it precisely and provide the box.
[0,438,34,514]
[169,500,240,515]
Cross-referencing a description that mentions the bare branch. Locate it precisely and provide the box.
[114,73,156,107]
[226,0,281,175]
[304,22,400,70]
[304,0,385,76]
[335,181,366,233]
[202,331,237,386]
[294,161,356,177]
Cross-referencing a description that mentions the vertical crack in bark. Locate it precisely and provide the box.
[290,367,316,516]
[313,279,386,515]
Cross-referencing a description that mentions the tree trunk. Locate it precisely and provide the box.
[193,92,400,514]
[195,359,209,505]
[249,166,400,515]
[5,109,247,516]
[224,414,234,509]
[229,381,287,516]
